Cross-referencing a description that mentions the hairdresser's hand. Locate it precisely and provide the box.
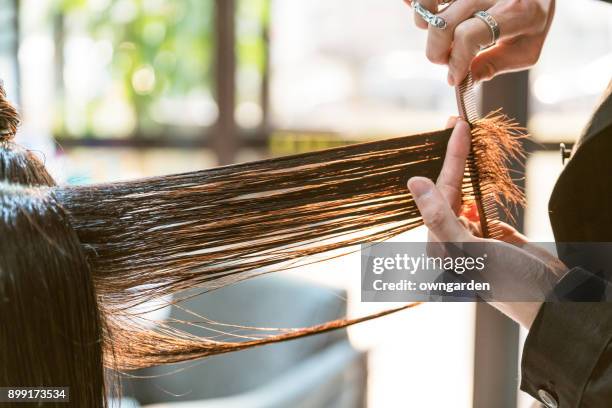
[407,118,567,329]
[424,117,526,243]
[404,0,555,85]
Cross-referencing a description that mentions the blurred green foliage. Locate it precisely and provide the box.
[55,0,215,137]
[54,0,268,138]
[236,0,268,106]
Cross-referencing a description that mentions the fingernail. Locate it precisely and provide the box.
[455,118,470,131]
[408,177,433,198]
[447,73,455,86]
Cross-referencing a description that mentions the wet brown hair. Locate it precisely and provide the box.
[0,183,107,407]
[0,83,523,390]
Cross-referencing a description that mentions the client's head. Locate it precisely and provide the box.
[0,183,106,407]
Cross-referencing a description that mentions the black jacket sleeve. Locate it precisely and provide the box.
[521,267,612,406]
[521,300,612,407]
[521,77,612,407]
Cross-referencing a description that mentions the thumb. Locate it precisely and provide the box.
[471,40,540,83]
[408,177,470,242]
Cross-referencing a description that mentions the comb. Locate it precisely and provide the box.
[455,73,501,239]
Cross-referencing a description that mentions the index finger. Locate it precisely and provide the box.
[436,119,471,214]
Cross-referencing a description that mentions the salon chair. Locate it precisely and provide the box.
[121,275,368,408]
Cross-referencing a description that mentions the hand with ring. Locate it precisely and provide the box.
[404,0,555,85]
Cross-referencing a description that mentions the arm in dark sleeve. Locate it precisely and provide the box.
[521,267,612,407]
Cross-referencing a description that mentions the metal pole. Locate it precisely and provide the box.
[472,70,529,408]
[214,0,238,165]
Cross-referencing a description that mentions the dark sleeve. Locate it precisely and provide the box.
[520,268,612,407]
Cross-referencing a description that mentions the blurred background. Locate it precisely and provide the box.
[1,0,611,407]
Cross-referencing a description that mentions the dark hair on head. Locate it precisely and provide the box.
[0,183,107,407]
[0,140,55,186]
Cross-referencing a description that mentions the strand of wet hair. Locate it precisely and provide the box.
[58,116,524,310]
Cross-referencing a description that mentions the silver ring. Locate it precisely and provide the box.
[473,11,500,50]
[413,1,447,30]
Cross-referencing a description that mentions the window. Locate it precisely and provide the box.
[270,0,456,137]
[0,0,18,101]
[529,0,612,143]
[15,0,271,182]
[56,0,216,139]
[235,0,268,131]
[525,0,612,239]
